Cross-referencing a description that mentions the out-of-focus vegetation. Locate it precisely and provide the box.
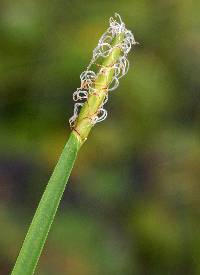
[0,1,200,274]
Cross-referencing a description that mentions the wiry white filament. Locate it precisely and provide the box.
[69,13,137,127]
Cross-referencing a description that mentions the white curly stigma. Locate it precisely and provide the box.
[69,13,137,128]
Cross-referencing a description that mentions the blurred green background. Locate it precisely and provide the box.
[0,0,200,274]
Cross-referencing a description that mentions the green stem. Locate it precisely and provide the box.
[11,32,125,275]
[11,133,81,275]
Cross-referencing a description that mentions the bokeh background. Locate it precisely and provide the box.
[0,1,200,274]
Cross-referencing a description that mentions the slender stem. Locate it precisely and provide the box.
[11,133,81,275]
[11,24,130,275]
[11,34,123,275]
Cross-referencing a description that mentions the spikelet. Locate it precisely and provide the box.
[69,13,137,129]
